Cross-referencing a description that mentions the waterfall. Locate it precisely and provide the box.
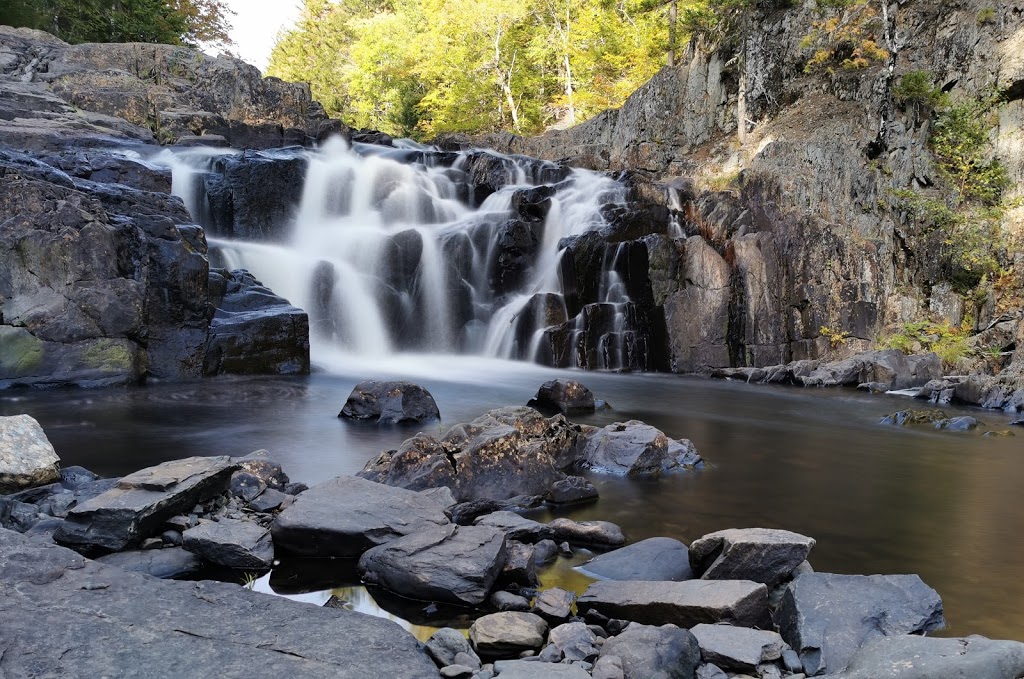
[155,136,666,371]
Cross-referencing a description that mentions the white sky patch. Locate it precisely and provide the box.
[210,0,303,73]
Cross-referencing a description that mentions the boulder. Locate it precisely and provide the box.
[592,655,625,679]
[474,511,554,543]
[528,379,596,415]
[490,661,591,678]
[271,476,453,557]
[581,537,693,581]
[547,621,601,662]
[491,591,532,612]
[95,547,202,579]
[578,580,770,629]
[357,524,507,606]
[576,421,702,476]
[599,623,702,679]
[500,540,539,587]
[777,573,946,676]
[231,450,290,490]
[833,634,1024,679]
[469,611,548,657]
[182,518,274,569]
[549,518,626,548]
[54,456,238,553]
[339,380,440,424]
[801,350,942,390]
[0,414,60,493]
[59,465,99,489]
[426,627,482,668]
[689,528,816,587]
[0,527,439,679]
[689,624,786,671]
[548,476,599,504]
[534,587,577,623]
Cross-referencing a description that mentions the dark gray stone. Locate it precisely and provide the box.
[229,471,266,501]
[549,518,625,548]
[0,527,441,678]
[581,537,693,581]
[59,465,99,489]
[339,380,440,424]
[500,540,539,587]
[96,547,202,579]
[833,634,1024,679]
[777,573,946,676]
[233,450,290,489]
[579,580,770,629]
[248,487,288,512]
[440,665,474,678]
[358,524,507,606]
[534,587,577,623]
[271,475,453,557]
[695,663,728,679]
[576,421,702,476]
[54,456,238,553]
[427,627,482,668]
[469,612,548,657]
[548,622,600,662]
[689,528,816,587]
[491,591,532,612]
[474,511,554,543]
[533,539,559,565]
[592,655,625,679]
[599,623,701,679]
[689,623,786,671]
[527,379,596,415]
[548,476,599,504]
[489,660,590,678]
[182,518,274,569]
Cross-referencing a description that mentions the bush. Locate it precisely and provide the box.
[879,321,971,367]
[801,1,889,73]
[893,70,947,110]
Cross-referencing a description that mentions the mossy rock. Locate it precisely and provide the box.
[0,327,44,377]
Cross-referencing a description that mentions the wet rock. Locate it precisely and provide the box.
[500,540,539,587]
[935,416,979,431]
[0,414,61,494]
[59,465,99,489]
[533,539,559,565]
[270,476,453,557]
[689,528,816,587]
[777,573,946,676]
[202,150,307,242]
[232,450,290,490]
[446,426,564,501]
[54,456,238,553]
[576,421,702,476]
[204,269,311,376]
[358,524,507,606]
[832,634,1024,679]
[549,518,626,548]
[469,612,548,657]
[491,591,532,612]
[581,537,693,581]
[229,471,266,502]
[0,527,439,678]
[880,409,948,426]
[548,476,599,504]
[528,379,596,415]
[427,627,482,668]
[534,587,577,623]
[182,518,274,569]
[95,546,202,579]
[339,380,440,424]
[474,511,554,543]
[689,624,786,671]
[579,580,770,629]
[599,623,701,679]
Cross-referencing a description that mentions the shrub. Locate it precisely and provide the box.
[893,70,947,110]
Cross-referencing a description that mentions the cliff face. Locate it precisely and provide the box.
[476,0,1024,380]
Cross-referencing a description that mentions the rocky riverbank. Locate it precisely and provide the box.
[4,409,1024,678]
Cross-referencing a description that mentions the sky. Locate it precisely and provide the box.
[216,0,302,72]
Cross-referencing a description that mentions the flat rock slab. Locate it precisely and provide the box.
[182,517,274,569]
[96,547,202,579]
[689,528,815,587]
[777,572,946,676]
[358,524,507,606]
[470,612,548,657]
[581,537,693,581]
[474,511,554,542]
[54,456,238,552]
[492,660,591,678]
[271,475,453,557]
[689,624,786,671]
[579,580,769,629]
[0,528,440,679]
[0,414,60,493]
[549,518,625,548]
[833,634,1024,679]
[599,623,701,679]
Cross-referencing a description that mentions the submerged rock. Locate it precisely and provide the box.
[581,537,693,581]
[0,414,61,494]
[339,379,440,424]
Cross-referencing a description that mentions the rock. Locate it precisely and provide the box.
[358,524,507,606]
[0,414,61,494]
[453,652,481,670]
[832,634,1024,679]
[695,664,728,679]
[689,624,786,671]
[54,456,238,553]
[599,623,701,679]
[491,591,532,612]
[475,511,554,543]
[248,488,288,512]
[527,379,596,415]
[777,573,946,676]
[534,587,576,623]
[440,665,474,678]
[59,465,99,489]
[270,475,453,557]
[549,518,626,548]
[781,648,802,673]
[533,539,559,565]
[500,540,539,587]
[578,580,770,629]
[447,495,545,525]
[576,421,702,476]
[427,627,482,668]
[592,655,625,679]
[229,471,266,502]
[204,269,311,376]
[339,380,440,424]
[181,518,274,569]
[548,476,599,504]
[689,528,816,587]
[935,416,979,431]
[548,621,600,662]
[95,547,202,579]
[233,450,290,490]
[0,527,439,678]
[802,350,942,390]
[488,660,590,678]
[469,612,548,657]
[581,537,693,581]
[880,409,948,426]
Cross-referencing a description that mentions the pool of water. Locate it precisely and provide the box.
[3,355,1021,640]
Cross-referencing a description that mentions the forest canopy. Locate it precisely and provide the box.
[267,0,696,138]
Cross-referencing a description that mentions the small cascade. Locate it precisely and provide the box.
[155,137,671,370]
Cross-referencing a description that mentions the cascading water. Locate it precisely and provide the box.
[156,137,665,371]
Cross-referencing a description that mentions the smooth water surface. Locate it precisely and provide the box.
[3,358,1022,639]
